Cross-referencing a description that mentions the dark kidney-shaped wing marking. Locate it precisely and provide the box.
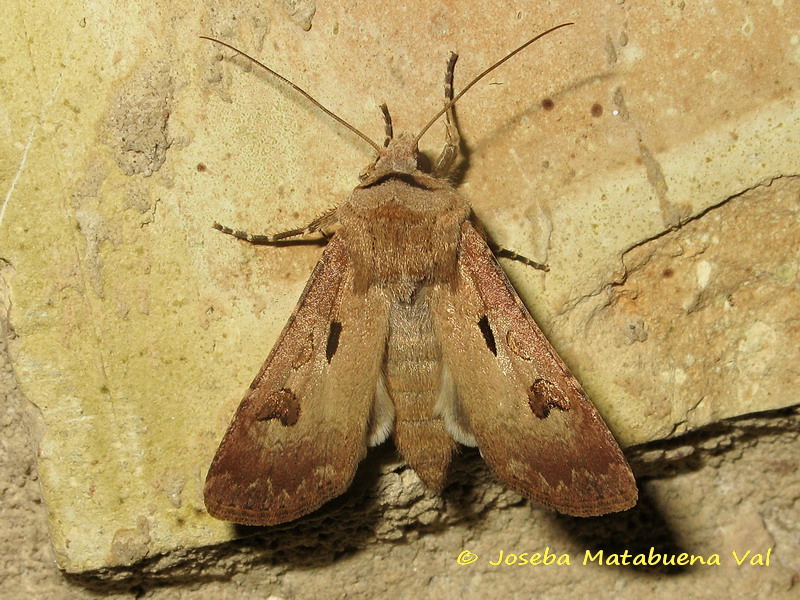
[431,222,637,516]
[204,234,389,525]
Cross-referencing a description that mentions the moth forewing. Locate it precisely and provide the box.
[204,236,390,525]
[430,224,637,516]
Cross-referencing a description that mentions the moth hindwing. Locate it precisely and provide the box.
[203,24,638,526]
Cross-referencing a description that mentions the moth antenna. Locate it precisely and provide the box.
[414,22,575,146]
[201,36,383,154]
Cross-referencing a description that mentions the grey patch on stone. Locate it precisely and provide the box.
[103,61,174,177]
[612,86,629,121]
[605,34,617,65]
[283,0,316,31]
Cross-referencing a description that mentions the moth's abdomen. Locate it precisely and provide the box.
[384,294,455,489]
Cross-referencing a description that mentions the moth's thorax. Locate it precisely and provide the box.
[337,170,470,300]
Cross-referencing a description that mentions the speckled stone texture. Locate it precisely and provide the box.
[1,0,798,596]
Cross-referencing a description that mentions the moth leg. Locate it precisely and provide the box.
[433,52,461,177]
[490,241,550,272]
[380,103,393,146]
[214,209,338,244]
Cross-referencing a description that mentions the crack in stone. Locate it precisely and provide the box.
[561,174,800,316]
[630,405,799,477]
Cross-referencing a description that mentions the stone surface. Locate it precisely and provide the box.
[0,0,797,584]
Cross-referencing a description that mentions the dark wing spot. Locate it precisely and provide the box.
[527,378,570,419]
[326,321,342,363]
[257,388,300,426]
[478,315,497,356]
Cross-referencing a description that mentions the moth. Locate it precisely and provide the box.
[202,23,638,526]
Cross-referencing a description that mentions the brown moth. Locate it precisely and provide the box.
[202,23,638,526]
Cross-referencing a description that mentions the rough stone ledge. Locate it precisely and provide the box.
[62,405,799,589]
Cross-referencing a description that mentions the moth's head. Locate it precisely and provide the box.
[358,132,421,186]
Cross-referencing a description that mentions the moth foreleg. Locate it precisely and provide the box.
[213,209,338,244]
[433,52,461,177]
[490,242,550,272]
[380,103,393,147]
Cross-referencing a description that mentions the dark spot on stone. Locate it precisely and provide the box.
[591,103,603,117]
[541,98,554,111]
